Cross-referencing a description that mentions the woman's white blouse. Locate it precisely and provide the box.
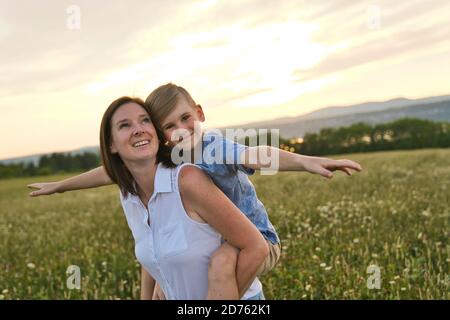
[119,163,262,300]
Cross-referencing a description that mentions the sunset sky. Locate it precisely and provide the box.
[1,0,450,159]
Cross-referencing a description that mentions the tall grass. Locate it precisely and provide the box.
[0,149,448,299]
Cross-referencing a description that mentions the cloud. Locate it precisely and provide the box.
[294,23,450,82]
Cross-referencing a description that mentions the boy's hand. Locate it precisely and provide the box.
[152,282,166,300]
[303,157,362,179]
[27,182,61,197]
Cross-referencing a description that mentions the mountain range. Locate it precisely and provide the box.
[2,94,450,165]
[220,94,450,138]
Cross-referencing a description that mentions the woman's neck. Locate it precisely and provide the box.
[125,158,157,206]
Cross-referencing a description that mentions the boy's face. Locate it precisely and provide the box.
[160,96,205,151]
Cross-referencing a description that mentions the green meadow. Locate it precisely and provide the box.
[0,149,448,299]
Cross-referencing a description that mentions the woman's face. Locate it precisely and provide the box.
[110,102,159,162]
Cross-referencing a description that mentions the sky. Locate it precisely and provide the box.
[1,0,450,159]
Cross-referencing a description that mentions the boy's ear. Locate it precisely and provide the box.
[196,104,206,122]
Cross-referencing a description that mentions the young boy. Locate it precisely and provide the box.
[29,83,362,299]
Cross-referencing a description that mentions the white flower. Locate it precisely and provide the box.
[421,210,430,217]
[401,287,406,291]
[101,261,107,267]
[353,238,359,244]
[305,284,311,291]
[1,289,8,294]
[389,280,396,285]
[27,263,36,269]
[315,247,321,252]
[325,266,332,271]
[320,263,327,268]
[0,294,4,300]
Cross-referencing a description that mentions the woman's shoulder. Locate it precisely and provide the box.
[178,164,207,181]
[177,164,212,194]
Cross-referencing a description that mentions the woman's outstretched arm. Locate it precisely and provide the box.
[179,165,269,298]
[27,166,113,196]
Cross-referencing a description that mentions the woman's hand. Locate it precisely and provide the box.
[27,182,62,197]
[303,157,362,179]
[152,282,166,300]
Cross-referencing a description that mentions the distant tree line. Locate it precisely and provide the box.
[283,118,450,156]
[0,152,100,179]
[1,118,449,179]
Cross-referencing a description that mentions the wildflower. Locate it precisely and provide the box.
[401,287,406,291]
[389,280,396,285]
[353,238,360,244]
[2,289,8,294]
[421,210,430,217]
[315,247,321,252]
[320,263,327,268]
[305,284,311,291]
[27,263,36,269]
[0,295,4,300]
[325,266,332,271]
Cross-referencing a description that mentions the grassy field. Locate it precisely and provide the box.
[0,148,449,299]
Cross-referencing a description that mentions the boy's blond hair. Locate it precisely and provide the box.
[145,83,198,132]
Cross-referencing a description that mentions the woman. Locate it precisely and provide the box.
[31,96,269,300]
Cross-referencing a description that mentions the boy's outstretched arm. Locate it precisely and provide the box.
[241,146,362,178]
[27,166,113,197]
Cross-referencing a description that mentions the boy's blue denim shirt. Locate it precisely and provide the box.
[192,132,280,245]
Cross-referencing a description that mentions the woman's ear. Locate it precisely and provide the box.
[110,143,118,154]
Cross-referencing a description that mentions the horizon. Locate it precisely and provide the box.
[2,0,450,159]
[1,92,448,162]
